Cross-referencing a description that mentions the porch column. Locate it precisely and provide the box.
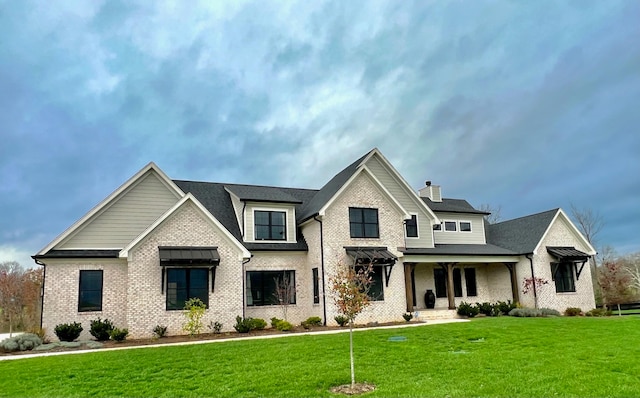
[439,262,457,310]
[504,263,520,305]
[404,263,416,312]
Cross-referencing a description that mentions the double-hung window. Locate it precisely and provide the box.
[78,270,103,312]
[405,214,418,238]
[255,210,286,240]
[166,268,209,310]
[349,207,379,238]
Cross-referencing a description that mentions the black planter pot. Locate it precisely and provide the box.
[425,289,436,309]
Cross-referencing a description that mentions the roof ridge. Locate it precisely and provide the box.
[491,208,559,226]
[172,179,319,192]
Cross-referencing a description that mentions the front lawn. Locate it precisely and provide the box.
[1,316,639,397]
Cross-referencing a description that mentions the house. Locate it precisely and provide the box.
[33,149,596,340]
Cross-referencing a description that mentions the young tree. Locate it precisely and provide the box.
[272,272,295,321]
[329,263,373,390]
[599,260,633,315]
[620,252,640,295]
[522,277,548,309]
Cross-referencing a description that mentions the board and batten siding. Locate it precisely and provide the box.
[365,154,435,248]
[433,212,486,244]
[243,202,297,243]
[58,171,181,249]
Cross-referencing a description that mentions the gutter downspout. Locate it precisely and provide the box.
[242,256,252,319]
[313,215,328,326]
[525,254,538,309]
[33,258,46,331]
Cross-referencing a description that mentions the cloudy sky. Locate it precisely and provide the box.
[1,1,639,267]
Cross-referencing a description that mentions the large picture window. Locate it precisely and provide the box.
[255,210,286,240]
[405,214,418,238]
[552,262,576,293]
[349,207,379,238]
[166,268,209,310]
[247,270,296,306]
[78,270,103,312]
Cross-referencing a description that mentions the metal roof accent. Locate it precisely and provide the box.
[158,246,220,265]
[547,246,589,261]
[344,246,397,265]
[401,244,517,256]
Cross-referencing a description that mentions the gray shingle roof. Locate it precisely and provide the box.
[225,185,303,204]
[485,208,559,254]
[422,198,489,215]
[33,249,120,259]
[402,244,517,256]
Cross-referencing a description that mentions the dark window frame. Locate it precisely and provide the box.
[78,270,103,312]
[552,262,576,293]
[444,221,457,232]
[464,268,477,297]
[254,210,287,241]
[356,265,384,301]
[312,268,320,304]
[434,268,447,298]
[349,207,379,238]
[405,214,418,238]
[247,270,296,307]
[166,268,210,310]
[460,221,472,232]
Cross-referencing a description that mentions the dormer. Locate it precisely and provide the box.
[225,185,301,244]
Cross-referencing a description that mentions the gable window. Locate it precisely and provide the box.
[465,268,477,297]
[247,270,296,306]
[166,268,209,310]
[255,210,286,240]
[460,221,472,232]
[78,270,103,312]
[444,221,457,232]
[349,208,379,238]
[552,262,576,293]
[405,214,418,238]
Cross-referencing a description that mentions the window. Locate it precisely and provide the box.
[433,267,463,298]
[247,270,296,306]
[312,268,320,304]
[465,268,477,296]
[460,221,472,232]
[166,268,209,310]
[78,270,103,312]
[349,208,379,238]
[433,223,442,231]
[405,214,418,238]
[357,265,384,301]
[434,268,447,298]
[552,262,576,293]
[444,221,457,231]
[255,210,286,240]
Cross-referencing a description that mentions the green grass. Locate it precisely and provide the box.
[2,316,639,397]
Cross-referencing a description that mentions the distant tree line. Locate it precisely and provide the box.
[0,261,43,335]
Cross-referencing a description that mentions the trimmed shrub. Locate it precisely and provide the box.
[334,315,348,327]
[476,302,494,316]
[234,316,254,333]
[250,318,267,330]
[496,300,517,315]
[27,327,48,343]
[54,322,83,342]
[402,312,413,322]
[153,325,168,338]
[208,321,223,334]
[270,317,283,328]
[585,308,611,317]
[109,328,129,342]
[539,308,561,316]
[509,307,560,317]
[183,298,206,336]
[305,316,322,327]
[565,307,583,316]
[90,318,115,341]
[276,320,293,331]
[0,333,43,352]
[457,302,480,317]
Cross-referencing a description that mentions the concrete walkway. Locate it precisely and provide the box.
[0,319,468,361]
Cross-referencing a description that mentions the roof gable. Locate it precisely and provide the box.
[37,163,184,255]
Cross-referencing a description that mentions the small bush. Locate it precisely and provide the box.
[476,302,494,316]
[270,317,283,328]
[334,315,348,327]
[152,325,168,338]
[539,308,560,316]
[585,308,611,317]
[90,318,115,341]
[496,300,517,315]
[402,312,413,322]
[183,298,206,336]
[109,328,129,342]
[54,322,83,342]
[250,318,267,330]
[457,302,480,317]
[509,307,560,317]
[565,307,583,316]
[208,321,223,334]
[0,333,43,352]
[276,320,293,331]
[27,327,48,343]
[234,316,254,333]
[305,316,322,326]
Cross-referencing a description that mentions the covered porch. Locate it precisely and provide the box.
[401,245,522,312]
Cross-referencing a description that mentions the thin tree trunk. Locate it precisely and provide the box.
[617,303,621,316]
[349,320,355,388]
